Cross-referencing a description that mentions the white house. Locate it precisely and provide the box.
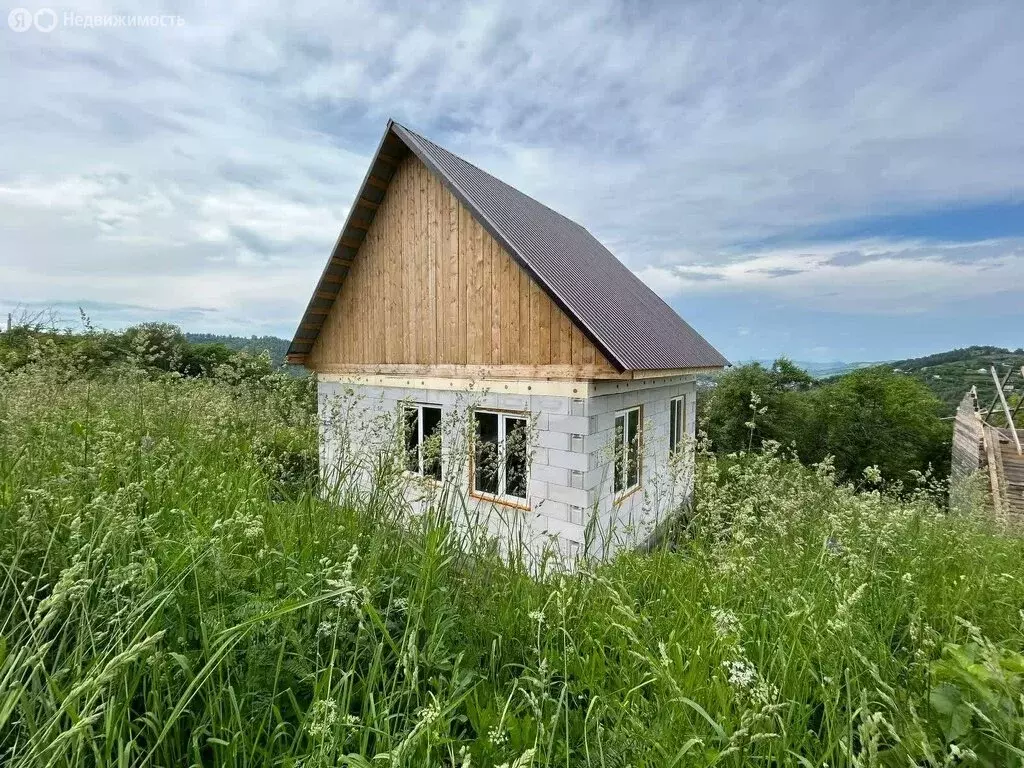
[288,120,727,563]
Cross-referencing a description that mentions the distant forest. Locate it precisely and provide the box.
[185,333,292,368]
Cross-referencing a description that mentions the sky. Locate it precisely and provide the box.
[1,1,1022,363]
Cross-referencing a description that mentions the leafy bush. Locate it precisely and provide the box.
[703,360,951,487]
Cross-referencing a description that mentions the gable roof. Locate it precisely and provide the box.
[288,120,728,372]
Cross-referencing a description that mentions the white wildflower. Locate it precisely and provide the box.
[305,699,338,739]
[862,465,883,485]
[658,641,671,668]
[724,659,757,690]
[415,696,442,729]
[712,607,740,638]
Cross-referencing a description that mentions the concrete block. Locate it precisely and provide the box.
[594,411,616,432]
[538,513,585,539]
[534,499,569,523]
[431,390,459,406]
[533,395,570,415]
[570,397,586,416]
[528,479,549,499]
[536,430,570,451]
[593,393,624,414]
[499,393,531,411]
[585,430,614,457]
[547,483,591,508]
[532,464,569,486]
[570,469,584,489]
[548,414,590,434]
[548,448,590,472]
[583,467,613,493]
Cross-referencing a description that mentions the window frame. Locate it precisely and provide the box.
[402,403,443,480]
[669,395,688,454]
[470,408,531,509]
[613,405,643,501]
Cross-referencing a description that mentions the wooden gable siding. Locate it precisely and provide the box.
[308,154,617,377]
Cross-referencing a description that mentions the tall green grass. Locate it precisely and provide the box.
[1,361,1023,766]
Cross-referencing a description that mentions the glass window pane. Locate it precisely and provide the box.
[670,399,678,453]
[422,406,443,480]
[614,414,625,493]
[474,412,499,495]
[626,408,640,489]
[504,416,528,499]
[403,406,420,473]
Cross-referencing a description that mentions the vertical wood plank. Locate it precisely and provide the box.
[453,191,465,363]
[472,218,486,363]
[417,160,427,364]
[533,283,550,365]
[498,247,512,363]
[429,171,439,362]
[559,310,572,363]
[395,165,406,363]
[489,237,501,364]
[583,333,596,366]
[571,323,584,366]
[518,266,531,364]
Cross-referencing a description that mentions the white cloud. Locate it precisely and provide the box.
[1,0,1022,344]
[636,238,1024,314]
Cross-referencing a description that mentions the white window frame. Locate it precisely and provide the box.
[613,405,642,499]
[402,403,443,480]
[472,409,530,506]
[669,395,688,454]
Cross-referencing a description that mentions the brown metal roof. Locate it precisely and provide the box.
[288,120,728,372]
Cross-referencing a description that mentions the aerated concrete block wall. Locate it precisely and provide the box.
[317,375,697,564]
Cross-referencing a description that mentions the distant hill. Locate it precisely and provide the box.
[740,359,878,379]
[185,333,292,368]
[884,346,1024,415]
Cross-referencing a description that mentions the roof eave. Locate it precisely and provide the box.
[286,120,409,363]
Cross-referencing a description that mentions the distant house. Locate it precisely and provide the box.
[288,120,726,561]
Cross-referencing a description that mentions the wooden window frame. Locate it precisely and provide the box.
[669,395,688,454]
[469,408,531,509]
[613,404,643,502]
[402,403,443,480]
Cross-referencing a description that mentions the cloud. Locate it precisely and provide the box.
[636,237,1024,314]
[1,0,1022,355]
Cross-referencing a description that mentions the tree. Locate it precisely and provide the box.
[118,323,188,372]
[178,343,235,377]
[701,359,815,453]
[702,360,951,487]
[811,367,950,484]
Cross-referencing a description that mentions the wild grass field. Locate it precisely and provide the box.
[2,353,1024,766]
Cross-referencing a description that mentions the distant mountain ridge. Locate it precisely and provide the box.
[739,359,878,379]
